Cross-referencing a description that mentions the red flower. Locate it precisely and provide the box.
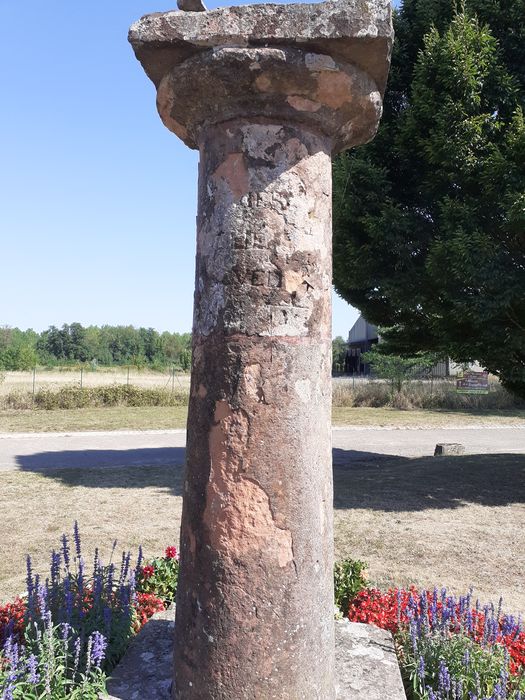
[165,546,179,560]
[134,592,165,631]
[141,565,155,579]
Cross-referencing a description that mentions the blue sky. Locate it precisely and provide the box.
[0,0,359,339]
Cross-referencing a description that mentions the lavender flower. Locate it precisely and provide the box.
[103,606,112,638]
[26,555,34,599]
[136,544,144,571]
[37,583,48,618]
[61,533,71,571]
[89,631,107,668]
[73,636,81,677]
[438,658,451,693]
[417,654,425,680]
[63,576,73,624]
[50,549,61,587]
[26,654,40,685]
[73,520,81,559]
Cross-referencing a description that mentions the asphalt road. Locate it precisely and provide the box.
[0,425,524,472]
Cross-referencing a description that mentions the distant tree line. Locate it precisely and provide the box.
[0,324,192,371]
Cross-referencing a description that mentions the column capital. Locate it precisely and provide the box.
[129,0,393,153]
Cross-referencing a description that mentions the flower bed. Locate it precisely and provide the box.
[348,587,525,699]
[0,525,178,699]
[2,536,524,700]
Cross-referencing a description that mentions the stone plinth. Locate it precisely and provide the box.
[129,3,392,698]
[103,613,407,700]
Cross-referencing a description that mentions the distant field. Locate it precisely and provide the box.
[0,369,191,396]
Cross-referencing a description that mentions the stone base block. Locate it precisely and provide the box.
[335,619,406,699]
[102,612,407,700]
[434,443,465,456]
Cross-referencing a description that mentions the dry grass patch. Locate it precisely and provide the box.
[2,406,524,433]
[0,463,184,602]
[332,406,525,427]
[0,406,188,432]
[0,370,191,396]
[334,452,525,616]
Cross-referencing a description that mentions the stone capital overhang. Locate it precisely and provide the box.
[129,1,393,152]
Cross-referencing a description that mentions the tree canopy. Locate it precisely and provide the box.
[0,324,192,371]
[333,0,525,397]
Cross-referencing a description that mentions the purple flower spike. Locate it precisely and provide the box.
[417,655,425,680]
[438,658,451,693]
[61,533,70,571]
[90,631,107,668]
[73,521,81,559]
[27,654,40,685]
[37,584,48,618]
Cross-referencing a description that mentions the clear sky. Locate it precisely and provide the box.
[0,0,359,340]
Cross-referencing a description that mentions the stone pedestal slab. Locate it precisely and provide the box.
[103,612,407,700]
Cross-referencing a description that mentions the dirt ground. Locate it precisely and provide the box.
[1,452,523,617]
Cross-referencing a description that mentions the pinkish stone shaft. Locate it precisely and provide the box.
[128,4,392,697]
[176,119,334,699]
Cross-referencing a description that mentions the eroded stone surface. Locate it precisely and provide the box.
[156,46,383,151]
[434,443,465,456]
[162,118,335,698]
[128,0,393,93]
[335,620,407,699]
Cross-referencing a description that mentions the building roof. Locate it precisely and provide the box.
[347,315,378,345]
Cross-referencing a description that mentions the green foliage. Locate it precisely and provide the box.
[0,622,107,699]
[332,336,348,372]
[0,326,38,371]
[333,558,368,616]
[3,385,188,410]
[23,323,192,370]
[333,1,525,398]
[362,347,439,393]
[136,549,180,604]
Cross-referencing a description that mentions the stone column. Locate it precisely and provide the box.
[129,5,392,699]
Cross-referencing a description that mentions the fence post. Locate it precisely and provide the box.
[80,367,83,389]
[171,367,175,394]
[127,366,130,386]
[32,367,36,406]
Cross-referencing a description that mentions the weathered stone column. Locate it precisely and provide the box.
[129,4,392,699]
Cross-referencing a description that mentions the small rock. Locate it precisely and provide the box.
[434,443,465,456]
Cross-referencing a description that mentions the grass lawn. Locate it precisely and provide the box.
[0,406,189,433]
[1,405,524,432]
[1,453,524,617]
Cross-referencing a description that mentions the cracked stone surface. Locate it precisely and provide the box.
[129,1,392,697]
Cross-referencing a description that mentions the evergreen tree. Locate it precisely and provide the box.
[333,1,525,397]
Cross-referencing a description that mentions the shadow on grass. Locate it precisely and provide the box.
[333,451,525,511]
[14,448,525,511]
[15,447,186,495]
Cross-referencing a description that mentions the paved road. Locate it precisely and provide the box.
[0,425,524,472]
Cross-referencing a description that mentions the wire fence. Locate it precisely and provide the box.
[0,368,191,398]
